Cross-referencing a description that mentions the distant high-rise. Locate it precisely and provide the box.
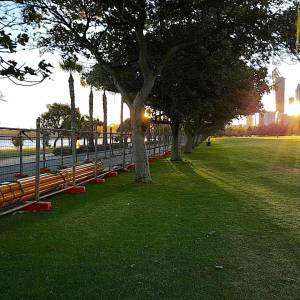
[296,84,300,102]
[246,115,254,127]
[259,112,276,126]
[289,97,295,105]
[275,77,285,113]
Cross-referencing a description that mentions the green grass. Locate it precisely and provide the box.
[0,137,299,299]
[0,148,52,158]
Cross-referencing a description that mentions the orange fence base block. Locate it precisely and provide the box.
[107,171,119,177]
[90,178,105,184]
[121,168,129,173]
[22,201,52,212]
[64,186,86,194]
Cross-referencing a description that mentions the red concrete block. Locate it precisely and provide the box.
[40,167,50,174]
[64,186,86,194]
[90,178,105,184]
[127,164,135,169]
[107,171,119,177]
[22,201,52,212]
[121,168,129,173]
[15,173,29,179]
[84,160,93,164]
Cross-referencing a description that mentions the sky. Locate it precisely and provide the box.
[0,49,300,129]
[0,50,130,128]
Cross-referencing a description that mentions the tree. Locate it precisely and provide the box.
[40,102,81,148]
[0,1,52,85]
[18,0,295,182]
[117,118,130,133]
[150,45,268,158]
[78,115,103,146]
[102,91,108,146]
[11,134,23,149]
[88,87,94,146]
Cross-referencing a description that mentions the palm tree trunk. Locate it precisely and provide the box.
[120,96,124,130]
[89,88,94,147]
[103,91,107,146]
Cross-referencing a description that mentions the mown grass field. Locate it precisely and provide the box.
[0,137,299,299]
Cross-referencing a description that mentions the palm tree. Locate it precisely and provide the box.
[60,58,83,181]
[88,87,94,147]
[103,90,108,146]
[59,59,83,130]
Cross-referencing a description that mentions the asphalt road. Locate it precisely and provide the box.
[0,144,170,183]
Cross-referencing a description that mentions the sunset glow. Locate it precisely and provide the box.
[286,103,300,116]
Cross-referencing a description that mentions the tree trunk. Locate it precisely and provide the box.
[53,136,59,149]
[194,134,203,147]
[130,102,152,183]
[69,73,75,128]
[171,121,182,161]
[88,88,94,147]
[120,96,124,129]
[184,130,194,153]
[102,91,107,145]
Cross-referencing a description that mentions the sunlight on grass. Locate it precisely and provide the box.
[0,137,299,299]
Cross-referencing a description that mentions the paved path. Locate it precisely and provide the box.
[0,144,170,183]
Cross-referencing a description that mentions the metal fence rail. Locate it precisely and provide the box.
[0,121,172,215]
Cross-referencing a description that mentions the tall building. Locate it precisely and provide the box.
[275,77,285,113]
[246,115,254,127]
[259,111,276,126]
[296,84,300,102]
[289,97,295,105]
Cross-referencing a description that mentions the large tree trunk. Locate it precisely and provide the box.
[130,102,152,183]
[120,96,124,129]
[88,88,94,147]
[102,91,107,146]
[184,130,194,153]
[171,121,182,161]
[194,134,201,147]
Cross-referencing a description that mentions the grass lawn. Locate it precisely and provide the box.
[0,137,299,299]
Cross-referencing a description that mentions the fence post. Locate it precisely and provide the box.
[19,131,23,175]
[130,135,133,164]
[94,128,98,179]
[60,135,64,168]
[71,128,76,186]
[122,134,126,169]
[42,132,46,168]
[158,135,161,155]
[109,127,112,170]
[35,118,41,201]
[104,131,107,159]
[154,134,158,157]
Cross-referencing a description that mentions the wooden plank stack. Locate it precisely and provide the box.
[0,162,105,209]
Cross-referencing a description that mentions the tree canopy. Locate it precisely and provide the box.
[16,0,297,181]
[0,1,52,85]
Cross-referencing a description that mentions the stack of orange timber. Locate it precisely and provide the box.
[0,162,105,209]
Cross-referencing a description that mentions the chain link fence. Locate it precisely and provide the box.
[0,121,172,215]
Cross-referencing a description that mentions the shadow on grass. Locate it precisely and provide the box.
[0,158,298,299]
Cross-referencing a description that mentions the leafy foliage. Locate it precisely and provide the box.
[0,1,52,85]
